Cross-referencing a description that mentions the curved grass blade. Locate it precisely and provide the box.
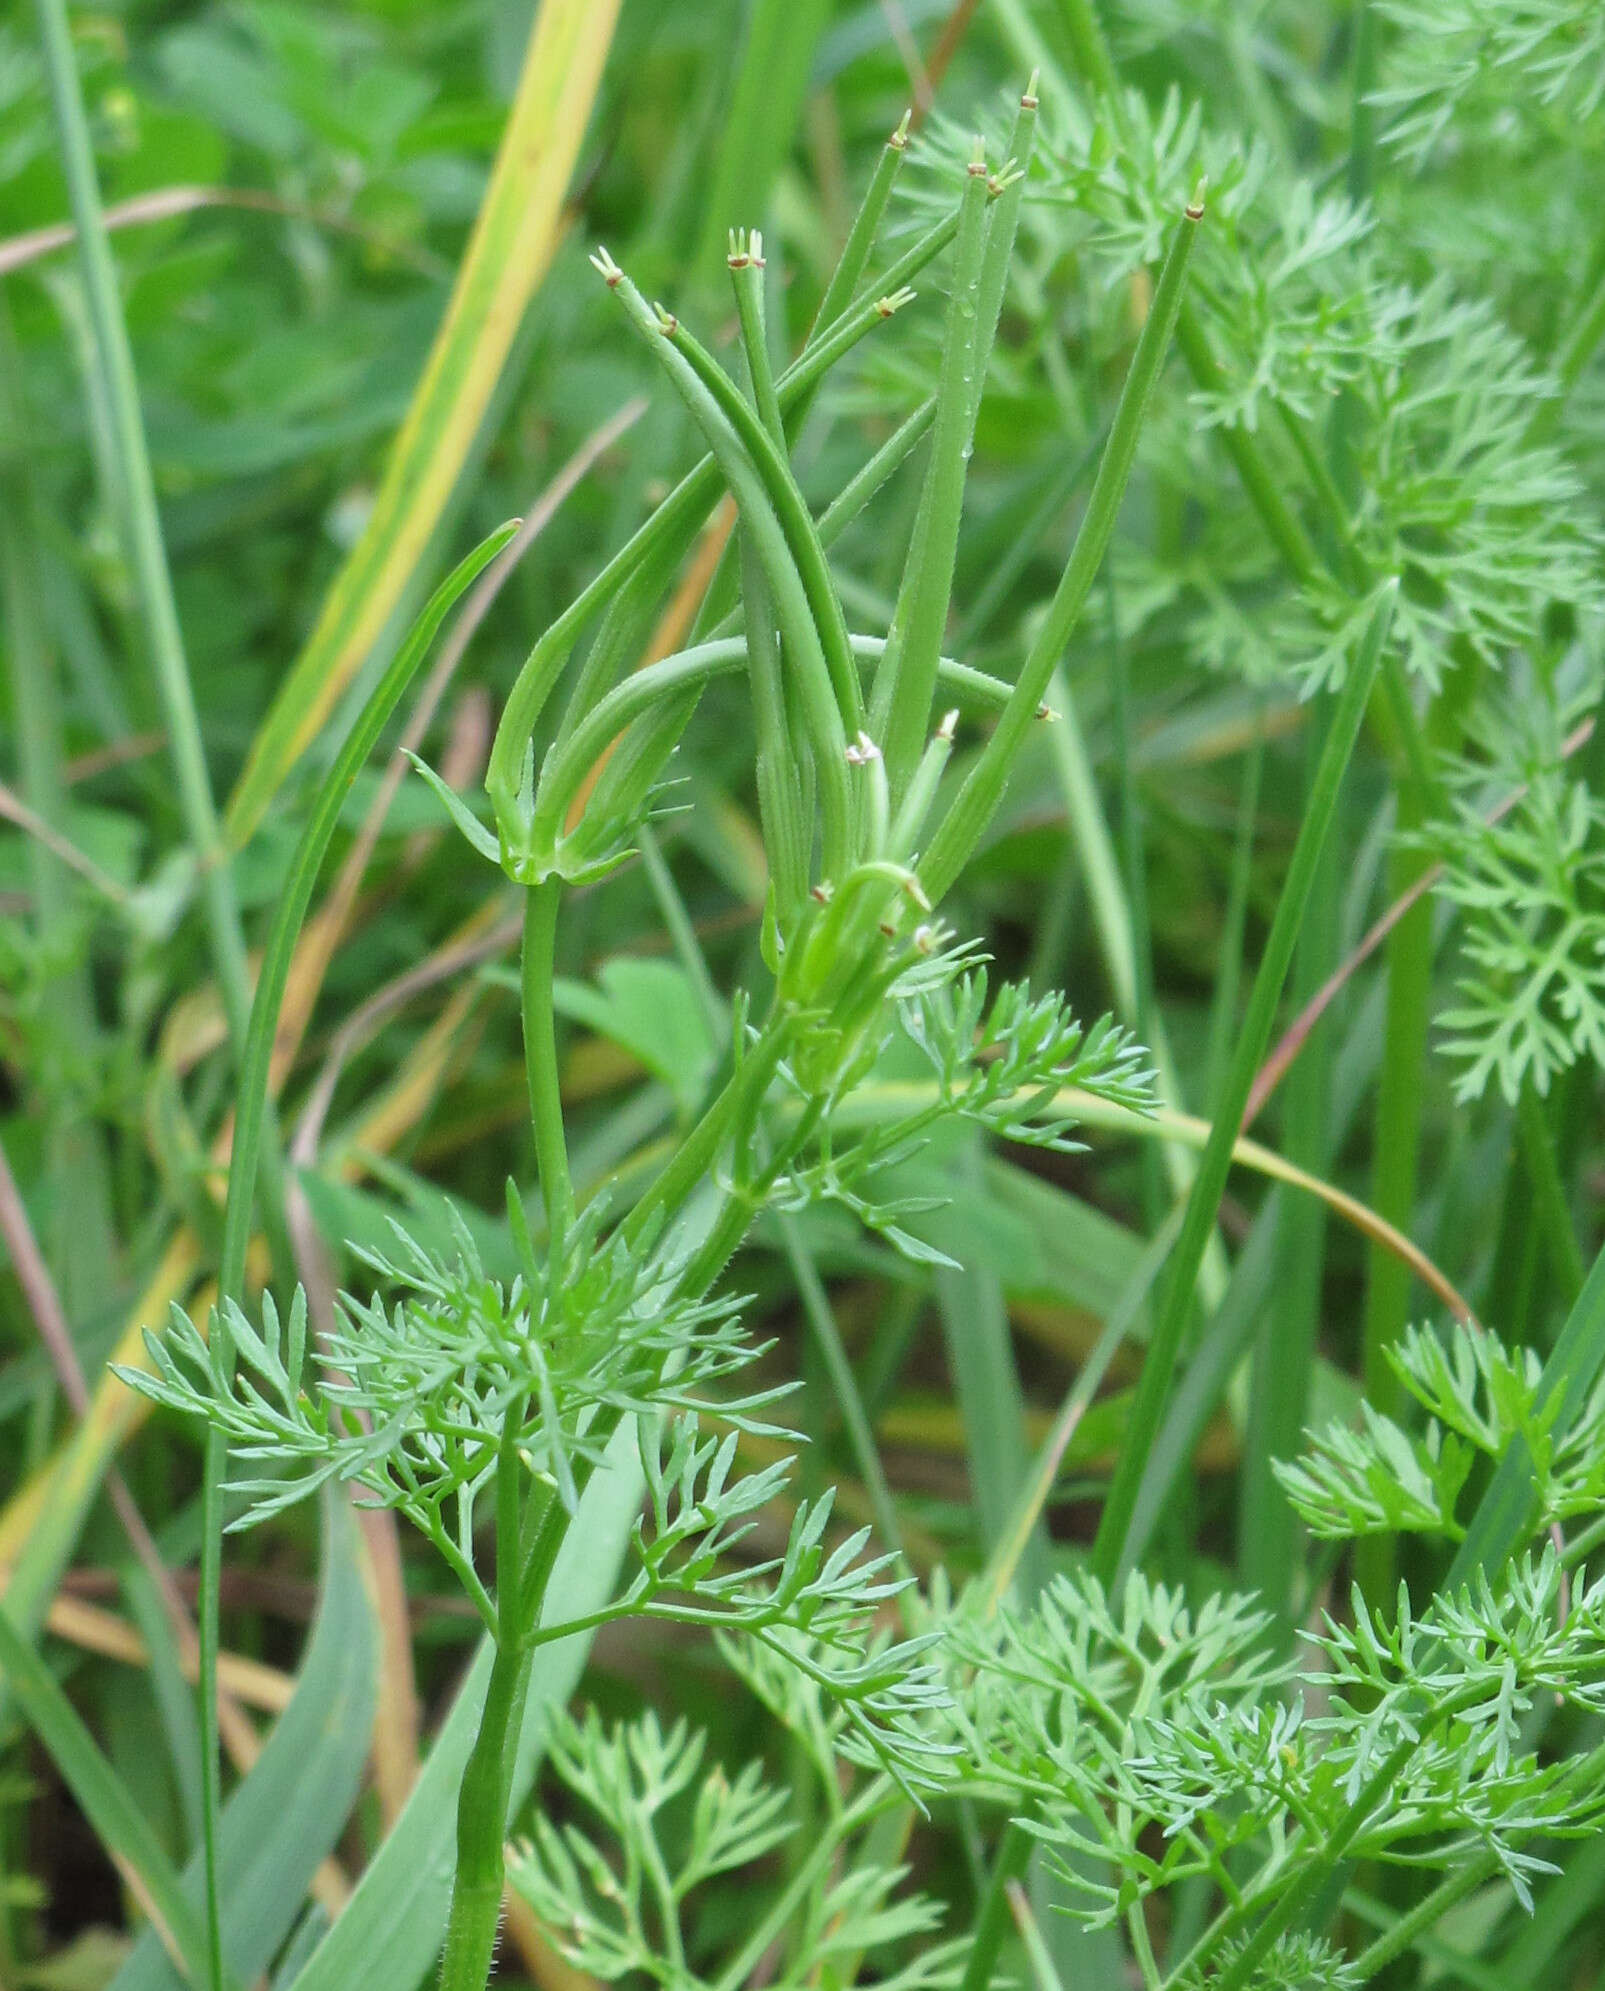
[197,522,515,1991]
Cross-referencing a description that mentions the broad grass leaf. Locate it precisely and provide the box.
[109,1494,377,1991]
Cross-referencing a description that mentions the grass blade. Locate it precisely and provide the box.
[199,523,515,1991]
[0,1602,221,1990]
[110,1496,378,1991]
[32,0,255,1056]
[1091,583,1397,1590]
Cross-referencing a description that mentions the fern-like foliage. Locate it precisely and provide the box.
[508,1708,962,1991]
[1275,1319,1605,1541]
[119,1208,769,1537]
[1375,0,1605,162]
[910,30,1605,697]
[1426,733,1605,1103]
[610,1414,955,1798]
[769,964,1154,1266]
[956,1549,1605,1942]
[1184,1932,1360,1991]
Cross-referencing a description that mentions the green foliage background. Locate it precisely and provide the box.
[4,0,1605,1987]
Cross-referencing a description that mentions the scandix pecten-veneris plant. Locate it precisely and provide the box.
[120,78,1182,1991]
[95,36,1605,1991]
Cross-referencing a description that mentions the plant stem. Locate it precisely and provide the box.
[436,1629,532,1991]
[1515,1080,1585,1305]
[1354,805,1432,1608]
[33,0,255,1058]
[1045,672,1223,1302]
[1347,1857,1496,1983]
[919,196,1201,904]
[778,1216,903,1563]
[1346,0,1379,203]
[1239,708,1340,1626]
[955,1820,1033,1991]
[521,880,574,1247]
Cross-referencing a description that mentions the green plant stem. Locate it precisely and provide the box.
[956,1820,1033,1991]
[489,213,962,824]
[522,880,574,1247]
[709,1778,891,1991]
[1448,1234,1605,1587]
[1045,673,1221,1283]
[872,154,991,796]
[1174,315,1324,583]
[33,0,255,1060]
[1347,1857,1497,1984]
[1203,720,1264,1115]
[812,117,910,335]
[1239,709,1340,1624]
[1093,584,1395,1592]
[1515,1080,1585,1305]
[1104,575,1161,1231]
[1346,0,1379,202]
[1057,0,1121,99]
[1209,1678,1489,1991]
[436,1627,532,1991]
[1354,816,1432,1608]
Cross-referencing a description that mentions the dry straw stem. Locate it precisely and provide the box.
[226,0,622,847]
[0,183,448,279]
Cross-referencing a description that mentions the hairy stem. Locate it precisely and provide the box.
[436,1629,533,1991]
[521,880,574,1247]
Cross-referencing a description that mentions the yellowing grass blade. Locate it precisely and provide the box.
[224,0,623,848]
[0,1231,201,1629]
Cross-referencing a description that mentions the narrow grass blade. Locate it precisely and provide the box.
[979,1204,1182,1616]
[216,522,516,1301]
[696,0,835,280]
[1123,1208,1280,1576]
[1044,672,1227,1305]
[918,193,1203,904]
[0,1233,201,1650]
[1240,714,1342,1624]
[936,1145,1048,1598]
[198,523,513,1991]
[33,0,255,1057]
[0,1603,220,1990]
[1091,583,1397,1590]
[225,0,621,846]
[1354,807,1434,1607]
